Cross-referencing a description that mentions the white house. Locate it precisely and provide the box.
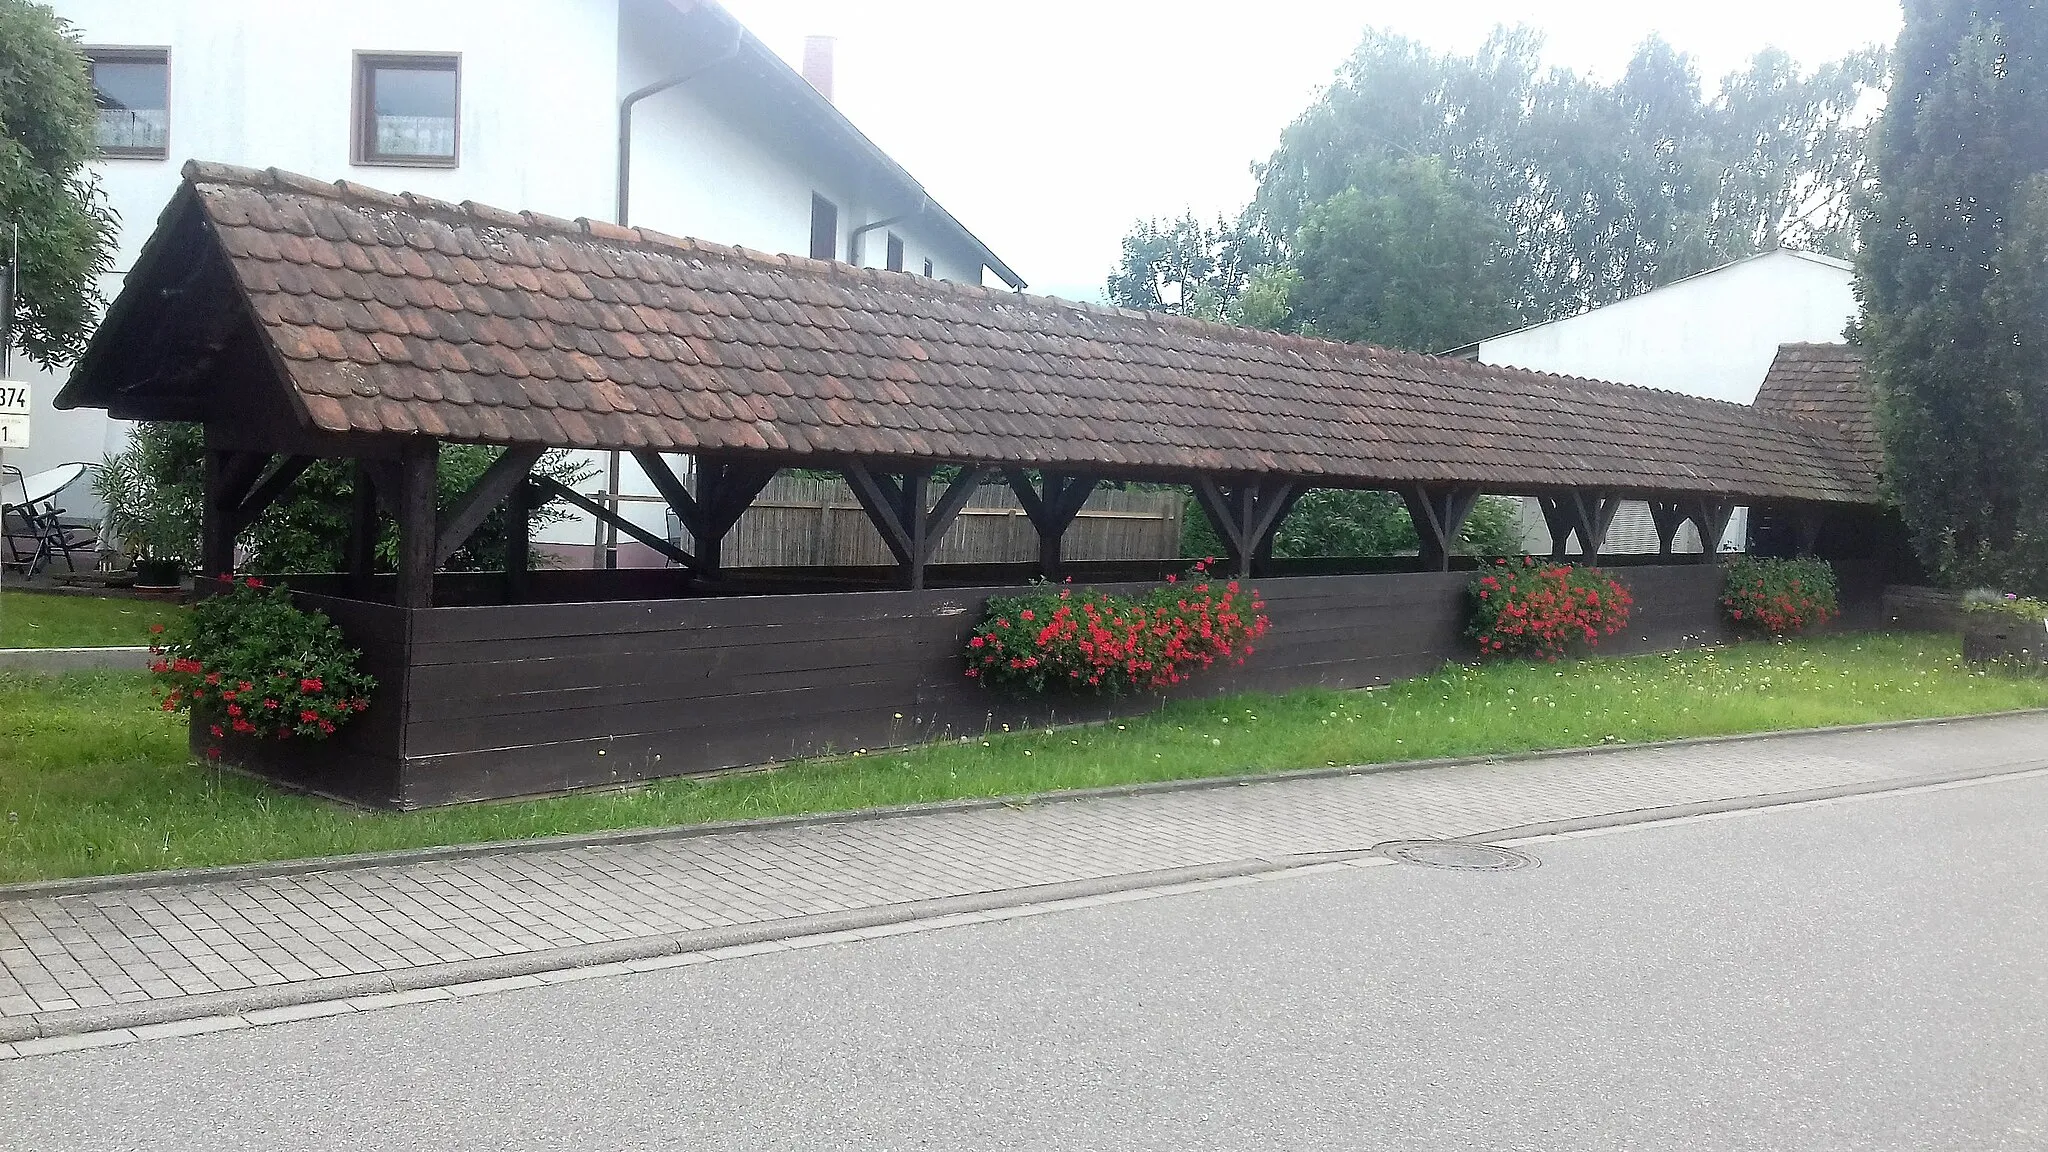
[1454,248,1858,554]
[13,0,1022,564]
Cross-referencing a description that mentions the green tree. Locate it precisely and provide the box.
[1104,211,1270,319]
[1856,0,2048,591]
[100,422,598,573]
[1115,26,1885,349]
[1182,490,1526,559]
[0,0,116,368]
[1290,159,1519,351]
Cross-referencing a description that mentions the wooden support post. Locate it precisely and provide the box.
[1689,499,1735,562]
[392,439,439,609]
[347,461,379,597]
[505,479,531,602]
[1648,500,1686,558]
[697,458,780,577]
[1402,485,1482,571]
[1537,492,1621,564]
[634,452,778,578]
[1191,475,1298,577]
[1004,470,1100,578]
[843,462,990,589]
[201,448,267,578]
[1795,506,1824,557]
[902,471,933,588]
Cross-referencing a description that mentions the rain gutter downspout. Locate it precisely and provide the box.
[616,18,745,227]
[603,15,741,567]
[848,195,931,267]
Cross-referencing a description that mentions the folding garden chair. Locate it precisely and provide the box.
[1,463,98,577]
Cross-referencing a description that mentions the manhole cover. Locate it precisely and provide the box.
[1377,840,1537,871]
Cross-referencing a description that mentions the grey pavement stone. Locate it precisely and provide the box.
[3,713,2046,1043]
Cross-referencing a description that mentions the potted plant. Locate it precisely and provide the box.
[93,433,199,589]
[1962,591,2048,669]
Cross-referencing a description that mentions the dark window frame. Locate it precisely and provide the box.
[85,46,172,160]
[923,258,935,278]
[885,233,905,272]
[809,194,839,261]
[352,51,462,168]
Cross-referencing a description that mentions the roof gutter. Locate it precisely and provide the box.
[616,16,745,226]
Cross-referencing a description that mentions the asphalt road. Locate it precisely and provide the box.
[6,770,2047,1151]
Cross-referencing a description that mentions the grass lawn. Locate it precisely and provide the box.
[0,589,185,649]
[2,633,2043,884]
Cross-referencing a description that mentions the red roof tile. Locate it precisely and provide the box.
[61,163,1881,504]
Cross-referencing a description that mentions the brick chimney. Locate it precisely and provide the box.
[802,35,835,102]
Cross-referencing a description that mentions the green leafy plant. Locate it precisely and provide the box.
[1857,2,2048,593]
[0,0,117,368]
[148,578,375,756]
[966,561,1269,695]
[1720,557,1839,635]
[93,423,202,565]
[1468,558,1633,661]
[107,423,595,573]
[1181,488,1524,559]
[1962,590,2048,626]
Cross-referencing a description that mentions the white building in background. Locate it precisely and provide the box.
[1452,248,1858,554]
[17,0,1021,563]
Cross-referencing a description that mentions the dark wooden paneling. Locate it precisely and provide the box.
[217,562,1888,808]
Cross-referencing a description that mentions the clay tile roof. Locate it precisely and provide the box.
[1753,342,1883,481]
[60,163,1883,505]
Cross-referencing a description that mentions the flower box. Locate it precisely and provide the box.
[1963,611,2048,667]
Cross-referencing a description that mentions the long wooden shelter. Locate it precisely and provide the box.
[56,163,1897,806]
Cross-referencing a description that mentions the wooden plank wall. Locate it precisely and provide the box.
[223,563,1870,808]
[698,475,1185,568]
[380,563,1753,807]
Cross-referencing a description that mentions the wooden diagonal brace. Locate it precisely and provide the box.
[1689,498,1735,558]
[1648,500,1688,556]
[632,450,700,536]
[434,446,545,568]
[532,475,699,570]
[701,461,781,540]
[842,462,914,565]
[1005,470,1100,575]
[1539,491,1622,562]
[1402,485,1481,570]
[1192,475,1298,576]
[230,455,316,535]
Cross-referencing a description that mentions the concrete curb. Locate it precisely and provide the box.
[7,706,2046,903]
[0,855,1318,1043]
[0,646,152,673]
[9,753,2048,1047]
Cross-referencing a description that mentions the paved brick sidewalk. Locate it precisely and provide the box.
[5,714,2045,1025]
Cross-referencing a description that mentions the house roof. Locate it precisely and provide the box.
[59,164,1881,506]
[671,0,1025,290]
[1444,248,1855,357]
[1753,342,1882,481]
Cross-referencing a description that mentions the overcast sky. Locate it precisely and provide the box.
[720,0,1903,302]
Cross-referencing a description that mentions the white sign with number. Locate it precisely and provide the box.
[0,379,28,450]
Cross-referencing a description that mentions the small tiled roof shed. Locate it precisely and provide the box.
[60,163,1883,603]
[1753,342,1881,480]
